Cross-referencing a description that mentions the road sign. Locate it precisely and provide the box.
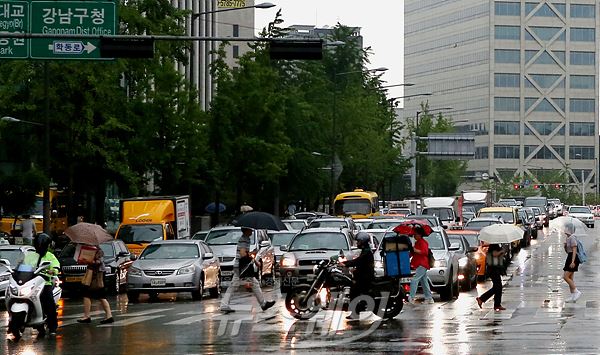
[30,1,116,59]
[0,0,29,58]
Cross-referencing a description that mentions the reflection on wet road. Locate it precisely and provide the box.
[1,223,599,354]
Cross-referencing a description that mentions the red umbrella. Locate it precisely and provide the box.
[392,220,433,236]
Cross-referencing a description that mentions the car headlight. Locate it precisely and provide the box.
[375,260,384,269]
[433,259,447,268]
[129,267,142,276]
[9,286,18,295]
[458,257,468,268]
[177,265,195,275]
[280,254,296,267]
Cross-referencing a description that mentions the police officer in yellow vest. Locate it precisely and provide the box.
[23,233,60,336]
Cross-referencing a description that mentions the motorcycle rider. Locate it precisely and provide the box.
[22,233,60,336]
[340,231,375,320]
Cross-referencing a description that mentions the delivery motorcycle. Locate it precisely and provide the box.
[284,253,404,320]
[1,259,62,341]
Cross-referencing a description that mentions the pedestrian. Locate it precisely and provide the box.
[563,222,582,303]
[339,232,375,320]
[21,214,37,245]
[220,227,275,313]
[407,225,434,304]
[22,233,60,337]
[476,243,506,311]
[77,247,113,324]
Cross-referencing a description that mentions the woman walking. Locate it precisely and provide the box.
[77,248,114,324]
[476,243,506,311]
[563,222,582,303]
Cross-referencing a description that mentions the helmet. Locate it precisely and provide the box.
[34,233,52,256]
[355,231,371,250]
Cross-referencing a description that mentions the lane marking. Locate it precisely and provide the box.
[98,315,164,327]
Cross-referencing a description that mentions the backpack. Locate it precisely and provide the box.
[576,237,587,263]
[428,249,435,268]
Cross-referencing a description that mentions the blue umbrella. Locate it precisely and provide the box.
[205,202,226,214]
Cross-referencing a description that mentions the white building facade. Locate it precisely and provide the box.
[404,0,599,193]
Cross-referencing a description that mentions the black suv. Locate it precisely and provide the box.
[58,240,136,295]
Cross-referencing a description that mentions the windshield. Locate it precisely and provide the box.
[0,249,26,266]
[308,220,348,229]
[570,206,591,214]
[140,244,200,260]
[423,232,445,250]
[466,220,502,228]
[462,234,479,248]
[448,236,465,252]
[205,229,255,245]
[410,217,437,227]
[191,232,207,240]
[269,232,296,247]
[463,202,486,213]
[366,220,404,230]
[59,243,115,258]
[117,224,163,243]
[334,199,371,216]
[422,208,453,221]
[285,221,306,230]
[524,198,546,207]
[289,232,349,251]
[477,212,514,223]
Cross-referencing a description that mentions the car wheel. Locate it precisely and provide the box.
[209,274,221,298]
[127,291,139,302]
[192,276,204,301]
[439,269,454,301]
[452,276,460,298]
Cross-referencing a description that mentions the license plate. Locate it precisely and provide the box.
[222,271,233,276]
[150,278,166,286]
[66,276,83,283]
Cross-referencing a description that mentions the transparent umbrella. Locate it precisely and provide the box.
[549,216,589,236]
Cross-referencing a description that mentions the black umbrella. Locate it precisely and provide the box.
[234,211,287,231]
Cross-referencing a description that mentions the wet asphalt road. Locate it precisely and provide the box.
[1,222,599,354]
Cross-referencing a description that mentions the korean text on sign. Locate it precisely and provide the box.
[42,7,105,25]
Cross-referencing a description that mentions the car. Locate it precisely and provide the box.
[497,198,517,207]
[267,230,298,275]
[446,233,478,291]
[477,207,523,253]
[365,219,406,230]
[204,226,275,287]
[306,217,358,236]
[191,230,208,241]
[530,206,546,229]
[451,229,487,281]
[281,219,308,231]
[463,217,503,231]
[293,212,330,222]
[353,218,375,230]
[126,239,221,301]
[566,205,595,228]
[409,215,442,228]
[517,208,532,247]
[424,227,461,300]
[385,208,412,217]
[0,245,35,301]
[462,211,476,223]
[59,240,136,295]
[278,227,358,292]
[522,207,539,238]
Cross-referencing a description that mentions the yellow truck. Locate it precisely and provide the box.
[114,196,191,256]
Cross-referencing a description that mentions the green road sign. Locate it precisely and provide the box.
[0,0,29,58]
[30,1,116,59]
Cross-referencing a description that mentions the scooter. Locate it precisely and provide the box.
[0,259,62,340]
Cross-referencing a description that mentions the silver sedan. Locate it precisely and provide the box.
[126,240,221,301]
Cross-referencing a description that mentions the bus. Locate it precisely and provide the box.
[333,189,380,219]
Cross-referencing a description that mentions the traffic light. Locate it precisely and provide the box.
[533,184,540,189]
[514,184,520,190]
[554,183,564,189]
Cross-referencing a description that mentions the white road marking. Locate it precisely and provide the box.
[98,315,165,327]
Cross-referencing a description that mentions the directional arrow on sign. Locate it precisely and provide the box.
[84,42,97,54]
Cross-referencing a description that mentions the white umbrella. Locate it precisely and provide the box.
[549,216,589,236]
[479,224,523,244]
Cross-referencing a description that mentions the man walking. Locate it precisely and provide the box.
[408,226,434,304]
[21,215,37,245]
[220,227,275,313]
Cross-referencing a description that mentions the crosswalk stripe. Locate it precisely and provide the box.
[98,315,165,327]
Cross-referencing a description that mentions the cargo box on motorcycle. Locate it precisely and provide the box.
[381,234,412,277]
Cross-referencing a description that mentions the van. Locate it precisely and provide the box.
[524,196,549,227]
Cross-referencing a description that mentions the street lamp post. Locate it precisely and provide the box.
[330,66,387,212]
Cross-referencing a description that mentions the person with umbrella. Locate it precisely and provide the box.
[476,243,506,311]
[407,225,434,305]
[563,222,582,303]
[220,227,275,313]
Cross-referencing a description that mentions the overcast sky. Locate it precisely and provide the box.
[255,0,405,99]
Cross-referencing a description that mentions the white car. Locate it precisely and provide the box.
[566,206,595,228]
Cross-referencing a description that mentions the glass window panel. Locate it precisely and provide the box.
[495,73,520,87]
[570,98,595,112]
[495,2,521,16]
[570,28,595,42]
[495,97,520,111]
[525,2,537,14]
[570,75,595,89]
[496,49,520,63]
[569,122,595,136]
[529,74,561,88]
[570,51,595,65]
[569,146,595,159]
[530,27,562,41]
[494,145,520,159]
[526,121,562,135]
[534,3,560,17]
[553,3,566,16]
[525,97,538,111]
[495,25,521,40]
[571,4,595,18]
[551,145,565,158]
[552,98,565,111]
[494,121,520,135]
[527,50,564,65]
[475,146,489,159]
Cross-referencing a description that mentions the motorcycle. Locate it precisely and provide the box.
[0,259,62,340]
[284,253,404,320]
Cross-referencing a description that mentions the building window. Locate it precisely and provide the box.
[569,146,595,159]
[495,97,520,111]
[233,24,239,37]
[495,25,520,40]
[569,122,595,136]
[526,2,565,17]
[525,98,564,112]
[495,73,520,87]
[526,74,562,88]
[525,121,564,136]
[475,146,489,159]
[526,50,565,65]
[552,145,565,158]
[526,27,564,41]
[570,51,595,65]
[233,45,239,58]
[570,28,595,42]
[495,49,520,63]
[525,146,562,159]
[571,169,592,182]
[570,75,595,89]
[494,121,520,135]
[494,145,520,159]
[570,98,595,112]
[495,1,521,16]
[571,4,595,18]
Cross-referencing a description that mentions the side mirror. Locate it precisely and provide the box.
[129,254,138,261]
[118,251,130,257]
[0,258,10,267]
[443,225,448,229]
[279,245,287,252]
[260,240,271,248]
[35,260,52,274]
[449,242,460,251]
[204,252,214,259]
[468,246,478,253]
